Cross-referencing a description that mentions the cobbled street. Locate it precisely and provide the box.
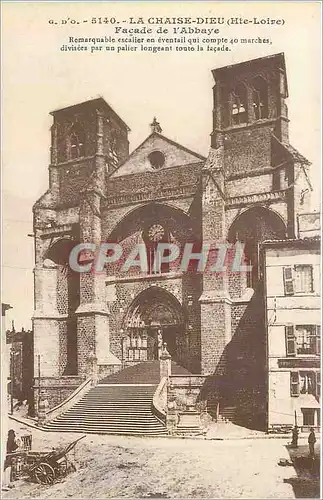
[2,424,320,499]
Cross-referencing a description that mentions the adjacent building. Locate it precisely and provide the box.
[262,236,320,431]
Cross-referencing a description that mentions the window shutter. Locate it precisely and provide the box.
[283,266,294,295]
[309,265,314,293]
[285,325,296,356]
[290,372,299,397]
[316,325,321,355]
[316,372,321,398]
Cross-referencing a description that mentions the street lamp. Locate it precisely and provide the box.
[10,348,19,415]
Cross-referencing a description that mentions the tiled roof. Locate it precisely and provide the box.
[283,143,311,165]
[261,236,320,246]
[272,135,311,165]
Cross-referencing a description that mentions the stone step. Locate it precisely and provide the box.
[42,369,168,436]
[49,421,164,428]
[55,415,160,422]
[43,361,191,436]
[219,406,236,421]
[42,428,167,436]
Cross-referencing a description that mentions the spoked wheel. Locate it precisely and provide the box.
[34,462,55,485]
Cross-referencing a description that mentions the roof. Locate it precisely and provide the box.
[293,395,320,410]
[212,53,288,96]
[272,135,311,166]
[282,143,311,166]
[261,236,320,248]
[130,132,206,162]
[110,131,206,177]
[213,52,286,73]
[50,97,130,131]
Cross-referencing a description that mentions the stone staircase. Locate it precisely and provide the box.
[42,361,191,436]
[42,384,167,436]
[219,406,236,423]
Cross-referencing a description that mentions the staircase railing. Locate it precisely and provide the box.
[152,376,167,425]
[44,377,92,422]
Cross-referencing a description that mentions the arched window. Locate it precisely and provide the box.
[252,77,268,120]
[143,223,170,275]
[231,84,247,125]
[69,125,85,159]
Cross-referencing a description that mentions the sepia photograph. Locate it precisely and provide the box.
[1,1,321,499]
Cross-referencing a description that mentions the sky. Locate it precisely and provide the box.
[1,1,321,329]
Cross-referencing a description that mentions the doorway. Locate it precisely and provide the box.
[123,287,186,365]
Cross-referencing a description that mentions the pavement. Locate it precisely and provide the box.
[1,421,320,499]
[8,412,315,441]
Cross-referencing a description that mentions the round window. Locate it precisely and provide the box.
[148,151,165,169]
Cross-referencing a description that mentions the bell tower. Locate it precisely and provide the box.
[33,98,130,388]
[49,98,130,206]
[211,53,289,172]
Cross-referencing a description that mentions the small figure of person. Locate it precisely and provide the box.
[2,429,19,490]
[308,427,316,459]
[157,329,163,360]
[6,429,19,455]
[291,425,299,447]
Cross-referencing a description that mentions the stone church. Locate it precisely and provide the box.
[33,53,314,424]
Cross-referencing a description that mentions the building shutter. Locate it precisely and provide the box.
[283,266,294,295]
[294,265,314,293]
[290,372,299,396]
[285,325,296,356]
[316,372,321,398]
[316,325,321,355]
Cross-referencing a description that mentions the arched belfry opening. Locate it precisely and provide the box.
[228,207,286,288]
[45,238,80,375]
[231,83,248,125]
[121,287,186,366]
[252,76,269,120]
[69,124,85,159]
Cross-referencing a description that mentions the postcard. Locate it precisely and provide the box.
[1,2,321,498]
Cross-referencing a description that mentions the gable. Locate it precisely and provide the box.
[111,133,205,178]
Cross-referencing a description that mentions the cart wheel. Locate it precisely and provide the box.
[34,462,55,485]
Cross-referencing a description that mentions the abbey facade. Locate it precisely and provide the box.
[33,53,315,427]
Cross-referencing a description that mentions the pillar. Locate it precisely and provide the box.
[211,81,224,149]
[160,342,171,380]
[200,149,232,375]
[76,110,112,377]
[33,264,61,377]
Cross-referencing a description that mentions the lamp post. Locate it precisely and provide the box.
[1,303,12,483]
[37,354,41,416]
[10,348,14,415]
[10,347,19,415]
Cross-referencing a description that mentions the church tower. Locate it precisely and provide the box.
[33,98,130,383]
[200,54,312,429]
[211,52,289,150]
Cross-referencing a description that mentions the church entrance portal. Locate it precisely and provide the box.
[122,288,186,365]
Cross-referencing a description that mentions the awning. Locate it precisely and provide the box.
[295,395,320,409]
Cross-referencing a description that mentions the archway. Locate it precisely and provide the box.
[44,238,80,375]
[121,287,186,365]
[228,207,286,287]
[107,202,199,277]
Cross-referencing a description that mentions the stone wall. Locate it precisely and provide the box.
[34,376,84,410]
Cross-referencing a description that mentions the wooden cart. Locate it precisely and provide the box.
[10,435,86,485]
